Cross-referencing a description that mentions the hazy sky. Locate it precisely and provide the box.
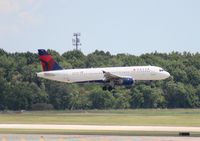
[0,0,200,55]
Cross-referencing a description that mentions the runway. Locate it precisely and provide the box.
[0,124,200,132]
[1,134,200,141]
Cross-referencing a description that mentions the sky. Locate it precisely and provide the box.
[0,0,200,55]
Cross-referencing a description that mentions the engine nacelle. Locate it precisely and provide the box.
[116,77,135,86]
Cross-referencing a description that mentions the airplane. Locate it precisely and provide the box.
[37,49,170,91]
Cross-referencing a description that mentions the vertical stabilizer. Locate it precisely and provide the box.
[38,49,63,71]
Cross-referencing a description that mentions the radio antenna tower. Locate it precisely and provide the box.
[72,33,81,50]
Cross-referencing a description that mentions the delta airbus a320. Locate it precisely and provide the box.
[37,49,170,91]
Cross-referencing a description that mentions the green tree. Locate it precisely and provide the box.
[62,50,86,68]
[89,89,115,109]
[113,89,131,109]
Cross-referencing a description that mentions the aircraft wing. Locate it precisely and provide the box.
[102,70,123,81]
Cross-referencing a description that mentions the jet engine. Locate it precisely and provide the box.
[116,77,135,86]
[102,77,135,91]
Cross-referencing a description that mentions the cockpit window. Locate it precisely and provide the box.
[159,69,164,72]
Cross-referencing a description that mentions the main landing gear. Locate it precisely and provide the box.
[102,85,114,91]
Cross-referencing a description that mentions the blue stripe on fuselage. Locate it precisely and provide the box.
[75,80,105,84]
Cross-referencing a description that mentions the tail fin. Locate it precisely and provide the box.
[38,49,63,71]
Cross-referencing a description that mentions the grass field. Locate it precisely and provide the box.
[0,109,200,127]
[1,129,200,137]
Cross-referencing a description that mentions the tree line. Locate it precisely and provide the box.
[0,48,200,110]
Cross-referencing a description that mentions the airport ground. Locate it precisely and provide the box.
[0,109,200,137]
[0,109,200,126]
[0,134,200,141]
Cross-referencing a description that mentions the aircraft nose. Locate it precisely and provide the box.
[164,71,170,78]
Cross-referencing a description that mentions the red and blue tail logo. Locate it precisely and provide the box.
[38,49,63,71]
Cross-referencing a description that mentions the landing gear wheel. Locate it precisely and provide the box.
[102,86,107,91]
[102,85,114,91]
[108,86,113,91]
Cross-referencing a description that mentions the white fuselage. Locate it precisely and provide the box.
[37,66,170,83]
